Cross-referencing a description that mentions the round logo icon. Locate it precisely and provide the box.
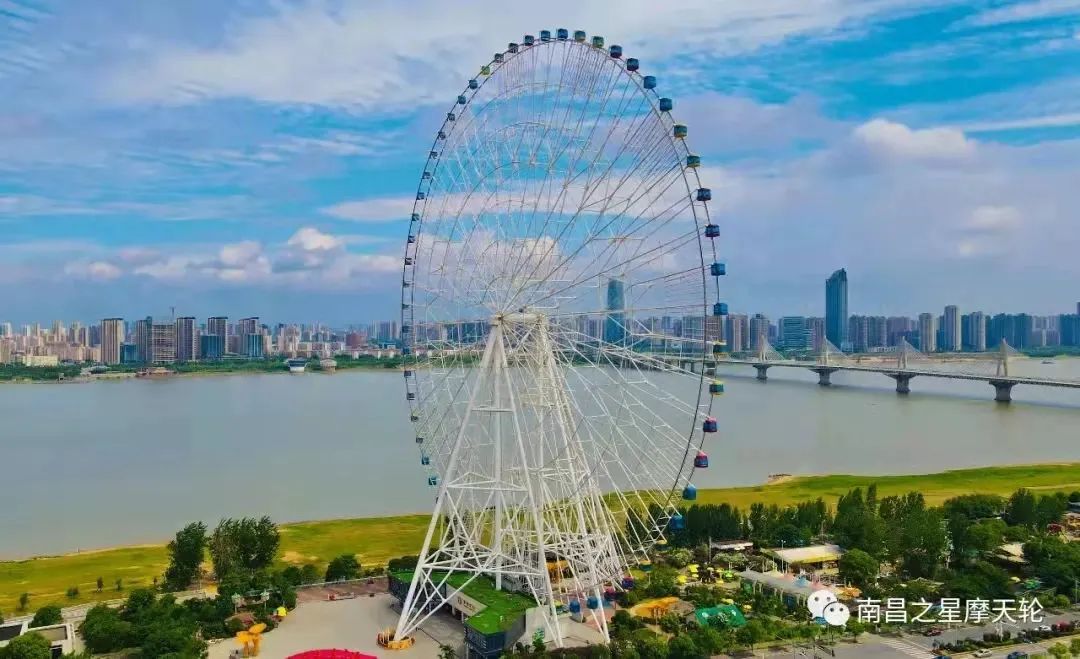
[822,601,851,626]
[806,589,837,618]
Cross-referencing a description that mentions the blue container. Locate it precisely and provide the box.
[469,79,479,89]
[416,191,425,201]
[712,342,725,355]
[683,485,698,501]
[587,596,599,610]
[557,28,568,40]
[709,381,725,395]
[573,30,587,42]
[703,416,718,432]
[508,42,519,53]
[430,150,439,158]
[569,600,581,614]
[540,30,551,42]
[670,514,685,531]
[694,451,710,468]
[696,187,711,201]
[704,224,720,238]
[592,36,604,48]
[626,57,639,72]
[493,53,503,64]
[524,34,535,46]
[609,45,622,58]
[710,262,726,276]
[420,455,430,466]
[407,235,415,244]
[411,213,420,222]
[659,97,673,112]
[674,124,688,139]
[446,112,456,121]
[437,131,446,139]
[403,369,413,378]
[686,154,700,168]
[713,302,729,316]
[404,256,413,265]
[643,75,656,89]
[457,95,467,105]
[428,476,438,487]
[421,171,431,180]
[621,577,635,589]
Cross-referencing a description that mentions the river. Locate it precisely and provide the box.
[2,359,1079,558]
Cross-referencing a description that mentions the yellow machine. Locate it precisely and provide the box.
[378,628,415,650]
[234,623,266,657]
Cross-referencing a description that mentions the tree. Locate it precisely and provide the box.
[1069,637,1080,657]
[281,566,303,586]
[0,632,50,659]
[838,549,880,589]
[80,604,134,654]
[300,563,320,584]
[17,593,29,612]
[666,634,702,659]
[438,644,457,659]
[1005,489,1038,527]
[66,585,79,599]
[209,516,280,579]
[115,578,123,591]
[1050,642,1070,659]
[29,604,62,627]
[325,554,361,582]
[96,576,104,592]
[165,521,208,591]
[735,619,767,650]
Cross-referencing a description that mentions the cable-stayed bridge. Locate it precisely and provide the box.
[710,338,1080,402]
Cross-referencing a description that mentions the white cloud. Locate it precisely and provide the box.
[958,0,1080,27]
[64,260,122,280]
[102,0,952,110]
[958,112,1080,133]
[321,196,414,222]
[851,118,976,162]
[287,227,344,251]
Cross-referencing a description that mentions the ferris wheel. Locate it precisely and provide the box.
[394,28,727,647]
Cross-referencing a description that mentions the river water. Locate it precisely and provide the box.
[2,359,1079,558]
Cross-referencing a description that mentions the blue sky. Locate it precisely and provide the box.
[1,0,1079,324]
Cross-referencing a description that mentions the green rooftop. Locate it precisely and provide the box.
[392,571,535,634]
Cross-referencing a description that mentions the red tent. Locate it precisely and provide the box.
[288,651,377,659]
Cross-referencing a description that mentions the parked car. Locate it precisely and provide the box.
[1006,652,1029,659]
[973,650,993,658]
[924,626,944,636]
[1038,624,1053,632]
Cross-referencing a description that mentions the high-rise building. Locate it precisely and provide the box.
[749,314,770,352]
[806,317,826,351]
[51,320,66,342]
[121,343,138,363]
[987,313,1033,349]
[150,323,176,364]
[778,316,811,351]
[825,268,848,351]
[848,315,869,353]
[175,317,197,362]
[134,316,152,363]
[942,305,961,352]
[918,313,937,352]
[1061,314,1080,347]
[962,312,987,351]
[725,314,749,353]
[0,322,11,337]
[245,333,265,359]
[207,316,228,350]
[603,278,627,346]
[200,334,225,360]
[101,318,124,365]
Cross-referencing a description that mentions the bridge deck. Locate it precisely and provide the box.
[712,359,1080,388]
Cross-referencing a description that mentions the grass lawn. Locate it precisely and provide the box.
[4,462,1078,615]
[390,570,534,634]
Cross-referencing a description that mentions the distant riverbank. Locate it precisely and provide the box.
[0,355,406,384]
[5,462,1080,613]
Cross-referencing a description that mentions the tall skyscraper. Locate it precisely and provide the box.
[603,278,627,346]
[918,313,937,352]
[207,316,228,349]
[825,268,848,350]
[942,305,961,351]
[749,314,770,352]
[725,314,749,353]
[151,323,177,364]
[962,312,987,351]
[175,317,197,362]
[134,316,152,363]
[806,317,826,351]
[101,318,124,365]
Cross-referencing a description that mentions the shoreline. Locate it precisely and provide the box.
[0,362,404,385]
[5,460,1079,562]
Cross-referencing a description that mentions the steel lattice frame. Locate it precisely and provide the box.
[396,30,725,647]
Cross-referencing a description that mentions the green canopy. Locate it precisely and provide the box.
[694,604,747,628]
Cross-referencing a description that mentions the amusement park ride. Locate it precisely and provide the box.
[381,27,727,651]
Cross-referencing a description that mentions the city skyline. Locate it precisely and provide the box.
[1,3,1080,322]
